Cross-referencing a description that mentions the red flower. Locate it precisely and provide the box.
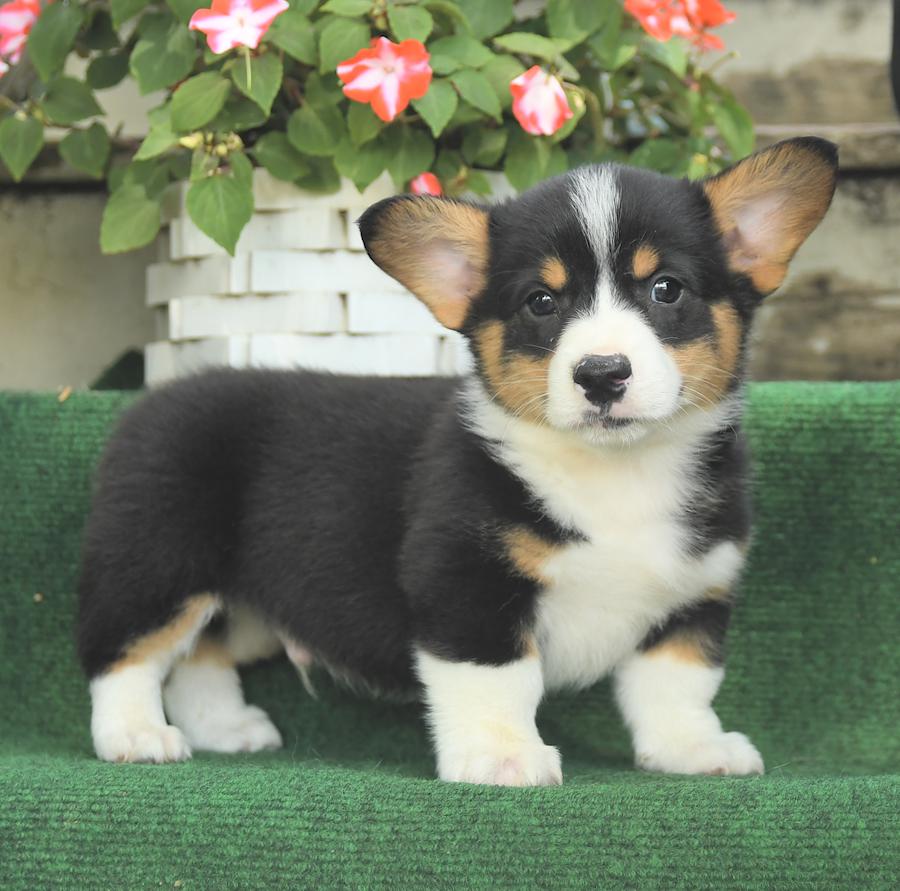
[625,0,735,51]
[189,0,289,54]
[624,0,674,41]
[409,172,442,196]
[0,0,41,66]
[509,66,573,137]
[337,37,432,123]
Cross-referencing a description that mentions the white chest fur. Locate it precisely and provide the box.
[467,391,745,692]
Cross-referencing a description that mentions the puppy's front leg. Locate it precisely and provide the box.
[614,601,764,776]
[415,646,562,786]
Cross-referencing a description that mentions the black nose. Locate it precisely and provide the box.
[573,354,632,405]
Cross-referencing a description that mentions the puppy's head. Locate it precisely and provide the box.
[359,138,837,444]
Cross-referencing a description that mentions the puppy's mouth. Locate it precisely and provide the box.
[579,406,638,429]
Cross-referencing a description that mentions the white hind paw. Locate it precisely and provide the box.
[637,731,764,776]
[177,704,283,754]
[94,722,192,764]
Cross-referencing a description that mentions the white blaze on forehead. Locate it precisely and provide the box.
[569,165,620,273]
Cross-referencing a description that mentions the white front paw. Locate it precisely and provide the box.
[438,739,563,787]
[93,721,192,764]
[637,731,764,776]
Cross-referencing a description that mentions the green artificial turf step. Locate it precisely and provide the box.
[1,382,898,889]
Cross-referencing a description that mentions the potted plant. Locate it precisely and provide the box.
[0,0,751,382]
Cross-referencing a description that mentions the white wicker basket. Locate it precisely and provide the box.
[144,170,514,384]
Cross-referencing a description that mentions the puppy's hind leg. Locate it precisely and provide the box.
[163,606,284,754]
[89,594,220,763]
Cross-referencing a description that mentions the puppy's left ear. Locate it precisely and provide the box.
[703,137,838,295]
[358,195,489,330]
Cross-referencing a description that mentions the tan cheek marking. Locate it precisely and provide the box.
[503,527,560,585]
[540,256,567,291]
[645,633,713,666]
[666,302,744,405]
[474,322,550,423]
[632,245,661,280]
[108,594,219,671]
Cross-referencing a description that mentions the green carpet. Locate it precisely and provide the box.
[1,383,898,889]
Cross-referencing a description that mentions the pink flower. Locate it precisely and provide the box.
[337,37,432,123]
[409,172,442,196]
[509,66,573,137]
[0,0,41,65]
[189,0,289,54]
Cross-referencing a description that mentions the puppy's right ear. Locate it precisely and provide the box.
[358,195,490,331]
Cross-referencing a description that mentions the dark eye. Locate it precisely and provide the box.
[527,291,557,316]
[650,276,683,304]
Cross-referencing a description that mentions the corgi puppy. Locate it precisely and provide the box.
[78,138,837,784]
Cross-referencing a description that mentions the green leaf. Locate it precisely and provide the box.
[213,96,268,132]
[171,73,232,132]
[130,21,198,94]
[267,10,317,64]
[334,135,389,191]
[87,53,130,90]
[165,0,204,23]
[120,157,172,198]
[450,69,501,121]
[493,32,569,62]
[101,185,162,254]
[252,132,310,182]
[287,104,346,156]
[111,0,152,28]
[384,125,434,185]
[187,168,254,254]
[229,149,253,188]
[587,6,636,71]
[304,70,344,106]
[461,126,507,166]
[711,97,755,159]
[643,37,688,78]
[453,0,512,39]
[27,3,84,82]
[433,146,464,185]
[546,143,568,177]
[629,138,682,171]
[411,78,457,138]
[464,169,491,195]
[135,105,177,160]
[0,114,44,182]
[82,11,120,51]
[42,77,103,125]
[318,16,370,74]
[59,123,111,178]
[428,35,493,70]
[231,52,282,116]
[388,4,434,42]
[504,127,550,191]
[321,0,371,15]
[347,102,383,146]
[480,54,525,109]
[295,155,341,193]
[546,0,610,43]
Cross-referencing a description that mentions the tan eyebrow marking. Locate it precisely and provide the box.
[540,256,568,290]
[632,244,661,279]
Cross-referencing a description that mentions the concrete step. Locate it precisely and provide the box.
[718,0,895,125]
